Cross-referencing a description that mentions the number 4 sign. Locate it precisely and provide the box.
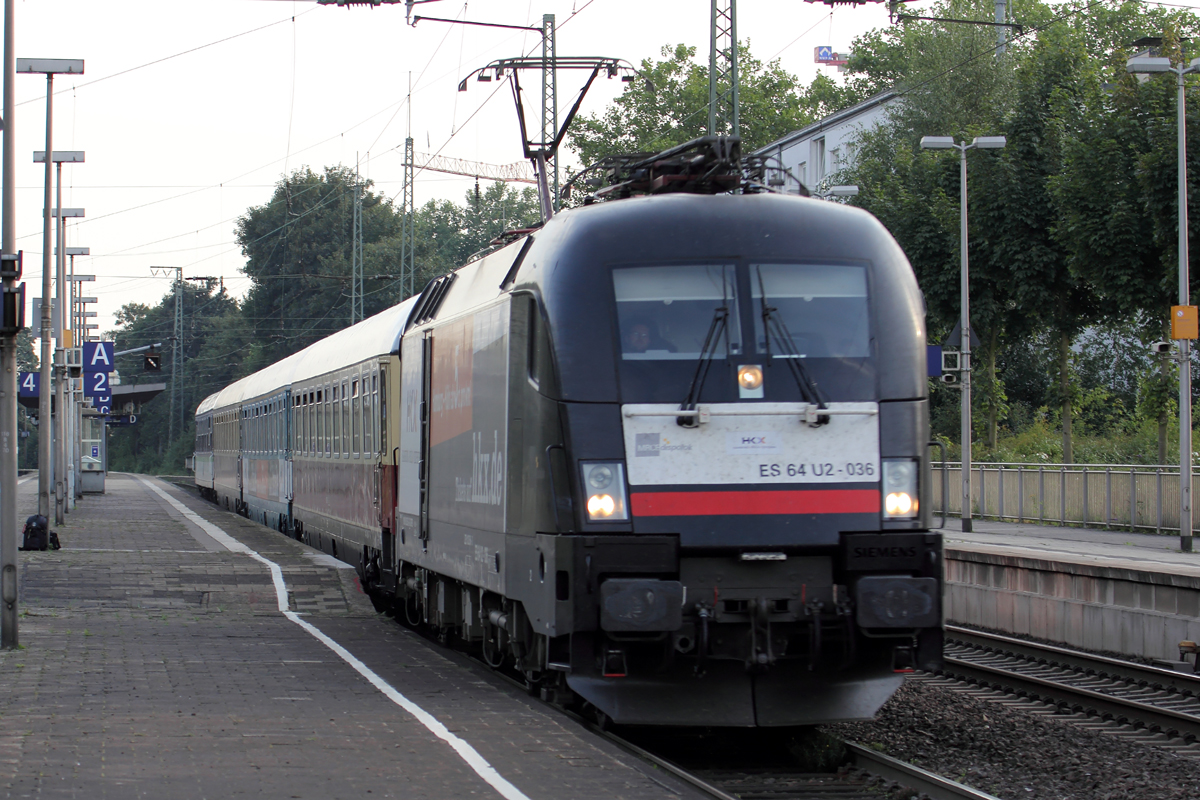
[17,371,38,397]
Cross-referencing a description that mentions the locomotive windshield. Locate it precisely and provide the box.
[611,261,875,403]
[752,264,870,359]
[614,265,741,360]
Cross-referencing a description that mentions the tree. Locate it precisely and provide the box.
[566,43,864,168]
[842,0,1200,460]
[107,280,243,473]
[235,166,403,368]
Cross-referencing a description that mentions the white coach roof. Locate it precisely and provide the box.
[197,295,418,414]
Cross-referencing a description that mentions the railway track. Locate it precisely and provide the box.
[940,624,1200,751]
[598,723,1002,800]
[465,637,1000,799]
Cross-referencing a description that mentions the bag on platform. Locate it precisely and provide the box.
[19,514,48,551]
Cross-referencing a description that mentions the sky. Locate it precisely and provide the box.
[10,0,897,340]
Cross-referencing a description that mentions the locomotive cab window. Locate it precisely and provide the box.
[613,265,740,360]
[751,264,869,359]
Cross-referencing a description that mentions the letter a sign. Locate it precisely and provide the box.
[83,341,114,372]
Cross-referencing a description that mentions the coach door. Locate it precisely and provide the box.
[398,331,432,553]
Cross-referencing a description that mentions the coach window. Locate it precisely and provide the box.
[364,371,374,455]
[308,393,315,454]
[332,384,341,457]
[352,377,361,456]
[315,390,323,456]
[342,379,350,456]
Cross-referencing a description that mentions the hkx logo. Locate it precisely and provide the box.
[727,431,780,454]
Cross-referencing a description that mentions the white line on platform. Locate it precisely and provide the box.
[136,476,532,800]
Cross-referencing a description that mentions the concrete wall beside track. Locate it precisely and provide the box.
[944,546,1200,663]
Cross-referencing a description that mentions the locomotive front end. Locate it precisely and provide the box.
[534,193,941,726]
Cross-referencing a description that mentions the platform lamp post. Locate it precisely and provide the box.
[1128,55,1200,552]
[45,204,82,525]
[19,59,83,530]
[64,247,89,502]
[38,151,83,523]
[919,134,1006,533]
[0,0,15,650]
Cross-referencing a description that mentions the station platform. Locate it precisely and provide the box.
[942,517,1200,664]
[0,475,703,799]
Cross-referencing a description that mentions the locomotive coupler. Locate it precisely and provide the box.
[748,597,774,670]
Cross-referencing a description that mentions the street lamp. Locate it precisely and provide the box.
[1128,55,1200,552]
[920,134,1007,533]
[19,58,83,528]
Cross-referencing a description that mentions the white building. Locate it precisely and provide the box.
[752,90,897,194]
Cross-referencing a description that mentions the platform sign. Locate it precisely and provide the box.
[813,46,849,66]
[84,369,111,398]
[95,395,111,415]
[927,345,942,377]
[82,341,114,372]
[18,371,39,397]
[104,414,137,427]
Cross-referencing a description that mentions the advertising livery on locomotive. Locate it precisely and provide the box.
[194,138,942,727]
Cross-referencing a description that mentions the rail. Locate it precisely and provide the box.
[932,461,1197,533]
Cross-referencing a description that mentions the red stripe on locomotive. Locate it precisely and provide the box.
[629,488,881,517]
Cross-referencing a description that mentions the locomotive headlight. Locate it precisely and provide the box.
[882,459,919,519]
[581,462,629,522]
[737,365,763,390]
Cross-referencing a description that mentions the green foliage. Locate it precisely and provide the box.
[566,43,865,167]
[105,166,540,473]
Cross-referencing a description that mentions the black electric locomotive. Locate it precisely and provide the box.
[195,137,942,727]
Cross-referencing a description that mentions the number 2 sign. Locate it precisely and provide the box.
[84,370,110,398]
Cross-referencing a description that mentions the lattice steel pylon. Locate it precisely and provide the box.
[400,71,417,302]
[400,136,415,300]
[351,163,364,324]
[708,0,740,138]
[149,266,184,443]
[541,14,559,211]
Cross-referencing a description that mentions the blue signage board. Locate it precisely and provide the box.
[18,371,39,397]
[104,414,138,427]
[927,345,943,377]
[84,369,111,398]
[82,342,114,373]
[95,395,111,415]
[90,445,98,459]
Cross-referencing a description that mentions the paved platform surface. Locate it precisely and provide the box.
[945,517,1200,577]
[0,474,702,800]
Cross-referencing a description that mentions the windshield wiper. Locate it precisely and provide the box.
[677,303,730,427]
[757,267,829,426]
